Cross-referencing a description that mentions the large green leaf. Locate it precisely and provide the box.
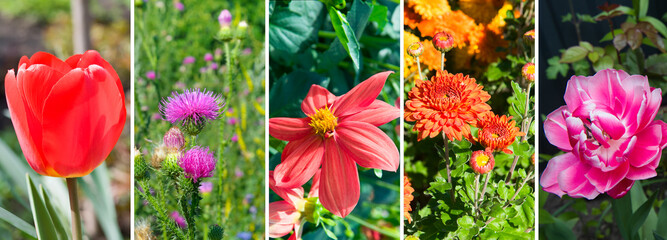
[26,174,58,240]
[0,206,37,238]
[328,6,361,71]
[40,187,68,240]
[656,198,667,238]
[269,1,324,55]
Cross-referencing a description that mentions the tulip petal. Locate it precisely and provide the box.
[627,123,663,168]
[269,117,312,141]
[335,121,399,171]
[41,65,126,177]
[340,99,399,126]
[587,69,627,108]
[544,107,572,151]
[274,135,324,188]
[27,52,72,75]
[301,85,335,116]
[18,64,66,121]
[591,110,625,139]
[556,157,600,199]
[540,153,576,197]
[72,50,124,100]
[585,160,629,193]
[607,179,634,199]
[319,138,359,217]
[5,70,49,176]
[269,201,299,238]
[269,171,305,206]
[333,71,392,117]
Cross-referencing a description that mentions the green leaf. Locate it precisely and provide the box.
[546,56,569,79]
[588,51,599,62]
[579,41,594,51]
[373,168,383,178]
[593,56,615,72]
[645,54,667,75]
[427,176,452,193]
[269,70,329,117]
[323,225,338,240]
[328,6,361,71]
[577,14,597,23]
[601,29,626,42]
[78,164,122,240]
[629,192,658,238]
[40,186,68,240]
[642,16,667,39]
[572,60,591,76]
[561,13,572,22]
[544,218,576,240]
[614,193,633,240]
[368,3,388,32]
[0,206,37,239]
[26,174,59,240]
[637,0,648,18]
[497,182,510,201]
[269,1,324,55]
[457,216,474,228]
[656,197,667,238]
[560,46,589,63]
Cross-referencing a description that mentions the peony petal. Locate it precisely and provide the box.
[41,65,126,177]
[269,201,299,238]
[269,117,312,141]
[301,85,335,116]
[543,107,572,151]
[319,138,360,217]
[274,135,324,188]
[607,179,634,199]
[332,71,392,116]
[335,121,399,171]
[557,158,600,199]
[585,160,629,193]
[5,70,50,176]
[339,99,399,126]
[540,153,577,197]
[269,171,305,206]
[591,110,625,139]
[18,64,66,121]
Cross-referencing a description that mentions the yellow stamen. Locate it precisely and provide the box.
[525,65,535,75]
[476,154,489,167]
[491,133,499,138]
[309,106,338,137]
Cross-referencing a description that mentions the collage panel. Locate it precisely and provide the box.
[538,0,667,239]
[267,0,402,239]
[0,0,131,239]
[133,0,265,239]
[403,0,536,239]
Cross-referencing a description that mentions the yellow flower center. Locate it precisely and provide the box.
[309,106,337,137]
[525,65,535,75]
[438,35,449,41]
[476,154,489,167]
[491,133,499,138]
[409,44,420,51]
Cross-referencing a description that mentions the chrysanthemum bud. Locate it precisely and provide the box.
[522,62,535,82]
[523,29,535,42]
[407,42,424,58]
[470,150,495,174]
[433,31,454,53]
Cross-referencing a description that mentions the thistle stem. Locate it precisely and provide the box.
[442,134,455,203]
[66,178,82,240]
[416,56,423,80]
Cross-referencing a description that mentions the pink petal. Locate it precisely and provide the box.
[319,138,360,218]
[626,165,657,180]
[543,107,572,151]
[301,85,336,116]
[274,135,324,188]
[269,201,299,238]
[557,158,600,199]
[340,99,399,126]
[332,71,392,117]
[627,123,663,168]
[585,160,629,193]
[269,117,312,141]
[607,179,634,199]
[587,69,628,108]
[269,171,305,206]
[335,121,399,171]
[540,153,577,197]
[563,75,592,113]
[308,169,321,198]
[591,110,625,140]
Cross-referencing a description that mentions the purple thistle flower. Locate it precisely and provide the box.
[235,167,243,178]
[204,53,213,62]
[199,67,207,73]
[160,89,224,131]
[179,146,217,182]
[199,181,213,193]
[170,211,187,228]
[242,48,252,55]
[163,127,184,150]
[146,71,156,80]
[218,10,232,28]
[183,56,195,65]
[174,2,184,11]
[231,134,238,142]
[227,117,238,125]
[209,63,218,70]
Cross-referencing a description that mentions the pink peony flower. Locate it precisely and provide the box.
[268,171,319,240]
[269,71,400,217]
[541,69,667,199]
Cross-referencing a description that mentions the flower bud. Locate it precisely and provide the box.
[208,225,224,240]
[163,127,185,151]
[134,148,148,180]
[163,152,182,179]
[151,145,167,169]
[217,27,234,42]
[523,29,535,42]
[218,10,232,28]
[432,31,454,53]
[235,21,248,40]
[407,42,424,58]
[470,150,494,174]
[522,62,535,82]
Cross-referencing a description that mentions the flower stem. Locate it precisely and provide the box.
[506,82,532,182]
[66,178,82,240]
[346,214,400,239]
[224,42,232,93]
[442,134,455,203]
[416,56,423,80]
[473,174,480,218]
[479,172,491,205]
[440,52,445,71]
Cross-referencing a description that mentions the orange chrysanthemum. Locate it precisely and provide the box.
[470,150,495,174]
[459,0,505,24]
[470,25,509,64]
[405,70,492,141]
[404,176,415,223]
[404,6,422,30]
[407,0,451,20]
[476,113,524,153]
[417,10,480,47]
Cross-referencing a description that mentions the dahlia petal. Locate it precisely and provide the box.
[591,110,625,139]
[269,171,305,206]
[301,85,335,116]
[319,138,360,217]
[269,117,312,141]
[543,107,572,151]
[5,70,49,176]
[540,153,577,197]
[308,169,321,198]
[269,201,299,238]
[335,121,399,171]
[274,135,324,188]
[607,179,634,199]
[333,71,392,116]
[41,66,126,177]
[585,160,629,193]
[340,100,399,126]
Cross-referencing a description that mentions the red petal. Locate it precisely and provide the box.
[308,169,321,198]
[335,121,399,171]
[301,85,335,116]
[41,65,126,177]
[268,201,298,238]
[27,52,72,75]
[319,138,360,217]
[333,71,392,116]
[274,135,324,188]
[269,171,305,206]
[18,64,66,121]
[340,99,399,126]
[74,50,124,100]
[269,117,312,141]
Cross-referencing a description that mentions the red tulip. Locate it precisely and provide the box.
[4,51,126,178]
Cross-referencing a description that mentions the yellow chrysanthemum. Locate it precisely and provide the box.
[408,0,451,20]
[458,0,505,24]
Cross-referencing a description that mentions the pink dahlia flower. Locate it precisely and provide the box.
[269,71,400,217]
[541,69,667,199]
[268,171,320,240]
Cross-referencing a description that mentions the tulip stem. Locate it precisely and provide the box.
[416,56,423,80]
[66,178,82,240]
[442,134,455,203]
